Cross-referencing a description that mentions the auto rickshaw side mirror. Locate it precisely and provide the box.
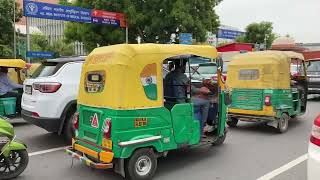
[224,91,232,106]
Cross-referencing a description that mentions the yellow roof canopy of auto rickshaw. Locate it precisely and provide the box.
[0,59,26,69]
[227,51,304,89]
[78,44,218,109]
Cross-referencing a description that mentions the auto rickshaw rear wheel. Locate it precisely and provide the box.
[277,113,290,133]
[125,148,157,180]
[227,117,238,127]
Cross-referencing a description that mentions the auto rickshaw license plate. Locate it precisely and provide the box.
[102,138,112,149]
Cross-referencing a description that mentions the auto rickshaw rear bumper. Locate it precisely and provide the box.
[65,139,114,169]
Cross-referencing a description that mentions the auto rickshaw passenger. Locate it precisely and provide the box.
[164,59,212,135]
[164,59,189,103]
[0,67,23,113]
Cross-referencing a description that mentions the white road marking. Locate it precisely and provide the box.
[29,146,69,157]
[256,154,308,180]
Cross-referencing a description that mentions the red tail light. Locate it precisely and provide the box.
[223,75,227,81]
[32,112,40,118]
[33,83,61,93]
[310,115,320,147]
[103,118,112,139]
[73,112,79,130]
[264,96,271,106]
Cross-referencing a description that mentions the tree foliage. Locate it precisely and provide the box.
[64,0,222,52]
[0,0,22,58]
[236,21,276,48]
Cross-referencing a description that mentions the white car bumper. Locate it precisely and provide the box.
[308,143,320,180]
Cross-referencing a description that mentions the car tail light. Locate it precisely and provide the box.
[33,83,61,93]
[103,118,112,139]
[310,115,320,147]
[73,112,79,130]
[264,96,271,106]
[32,112,40,118]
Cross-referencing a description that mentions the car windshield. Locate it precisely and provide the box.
[31,62,64,78]
[197,65,217,75]
[307,61,320,72]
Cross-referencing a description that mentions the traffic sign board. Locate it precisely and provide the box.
[26,51,54,58]
[179,33,192,45]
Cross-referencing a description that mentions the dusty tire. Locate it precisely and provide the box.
[125,148,157,180]
[277,113,290,133]
[212,128,227,146]
[63,109,76,143]
[0,150,29,179]
[227,117,238,127]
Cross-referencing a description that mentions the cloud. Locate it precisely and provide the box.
[215,0,320,43]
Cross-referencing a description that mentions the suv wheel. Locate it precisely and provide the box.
[63,109,76,142]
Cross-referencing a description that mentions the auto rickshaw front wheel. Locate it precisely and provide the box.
[227,117,238,127]
[125,148,158,180]
[212,128,227,146]
[276,113,290,133]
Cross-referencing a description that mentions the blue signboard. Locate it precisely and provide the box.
[26,51,54,58]
[179,33,193,45]
[217,29,244,40]
[92,17,120,27]
[23,0,92,23]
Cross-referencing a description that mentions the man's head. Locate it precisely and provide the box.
[174,59,187,73]
[0,67,8,73]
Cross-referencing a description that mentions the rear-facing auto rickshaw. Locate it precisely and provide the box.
[226,51,308,133]
[0,59,26,117]
[66,44,229,180]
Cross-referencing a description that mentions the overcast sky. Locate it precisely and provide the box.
[215,0,320,43]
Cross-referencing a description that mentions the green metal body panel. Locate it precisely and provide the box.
[0,118,14,137]
[0,118,26,157]
[218,92,227,136]
[2,141,27,157]
[230,88,304,118]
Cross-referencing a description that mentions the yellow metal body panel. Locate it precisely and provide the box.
[229,106,276,117]
[0,59,26,69]
[74,144,99,159]
[78,44,218,109]
[227,51,298,89]
[99,151,114,163]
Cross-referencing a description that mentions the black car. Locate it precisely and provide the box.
[307,59,320,94]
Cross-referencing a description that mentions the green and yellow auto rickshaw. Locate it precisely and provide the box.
[226,51,308,133]
[66,44,229,180]
[0,59,26,117]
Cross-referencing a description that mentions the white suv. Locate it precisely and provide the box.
[21,56,85,141]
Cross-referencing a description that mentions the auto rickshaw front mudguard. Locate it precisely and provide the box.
[2,140,27,157]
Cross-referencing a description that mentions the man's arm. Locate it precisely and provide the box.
[6,76,23,89]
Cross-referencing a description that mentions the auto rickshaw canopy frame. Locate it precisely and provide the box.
[78,44,218,110]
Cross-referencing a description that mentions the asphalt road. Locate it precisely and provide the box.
[11,96,320,180]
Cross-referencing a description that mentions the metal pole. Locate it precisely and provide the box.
[13,0,16,58]
[26,17,31,63]
[126,26,128,44]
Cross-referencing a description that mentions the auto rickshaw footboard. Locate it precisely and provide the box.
[65,147,113,169]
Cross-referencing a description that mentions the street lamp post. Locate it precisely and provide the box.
[13,0,16,58]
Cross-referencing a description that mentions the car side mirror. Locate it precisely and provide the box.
[224,91,232,106]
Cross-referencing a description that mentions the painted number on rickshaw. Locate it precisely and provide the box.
[134,118,148,128]
[90,113,99,128]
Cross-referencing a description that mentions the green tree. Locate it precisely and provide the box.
[0,0,22,58]
[46,40,74,58]
[64,0,222,52]
[236,21,276,48]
